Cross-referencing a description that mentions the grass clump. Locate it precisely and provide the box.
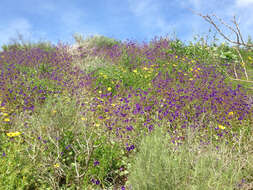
[126,124,253,190]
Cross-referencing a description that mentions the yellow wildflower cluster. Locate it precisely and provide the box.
[6,132,21,137]
[228,111,234,116]
[218,124,225,130]
[190,67,201,73]
[54,163,60,168]
[240,62,245,67]
[0,99,11,122]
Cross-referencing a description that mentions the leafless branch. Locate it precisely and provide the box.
[232,15,245,45]
[187,8,253,84]
[187,8,253,48]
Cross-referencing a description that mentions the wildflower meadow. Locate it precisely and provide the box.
[0,29,252,189]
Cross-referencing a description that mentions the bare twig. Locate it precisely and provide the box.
[232,15,245,45]
[187,8,253,85]
[187,8,253,48]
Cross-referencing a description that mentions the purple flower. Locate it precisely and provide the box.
[94,160,100,166]
[126,144,135,151]
[126,125,133,131]
[121,113,127,117]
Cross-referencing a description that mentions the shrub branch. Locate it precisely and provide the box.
[187,8,253,83]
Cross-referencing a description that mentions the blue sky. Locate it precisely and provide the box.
[0,0,253,50]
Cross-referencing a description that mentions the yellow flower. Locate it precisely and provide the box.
[240,62,245,67]
[54,163,60,168]
[103,75,108,79]
[111,104,115,107]
[248,56,252,60]
[190,68,193,71]
[173,64,177,67]
[81,117,86,121]
[184,73,188,76]
[189,78,193,81]
[143,67,148,70]
[197,68,201,71]
[107,87,112,91]
[52,110,57,114]
[99,90,102,94]
[97,97,104,101]
[95,123,100,127]
[228,112,234,116]
[133,69,138,73]
[175,56,178,59]
[218,125,225,130]
[3,113,8,116]
[6,132,21,137]
[4,118,10,122]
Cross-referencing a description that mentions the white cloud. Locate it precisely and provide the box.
[0,18,32,45]
[0,18,50,49]
[58,7,105,45]
[235,0,253,7]
[188,0,202,10]
[127,0,160,17]
[38,1,56,12]
[127,0,173,40]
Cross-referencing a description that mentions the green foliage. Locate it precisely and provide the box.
[79,56,112,75]
[0,133,41,189]
[126,125,247,190]
[82,135,125,189]
[72,33,121,51]
[9,93,126,189]
[89,35,121,50]
[4,62,62,112]
[92,63,157,96]
[168,38,186,56]
[126,126,191,190]
[1,38,57,53]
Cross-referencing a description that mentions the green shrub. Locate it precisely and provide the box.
[73,34,121,51]
[126,125,246,190]
[0,132,41,189]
